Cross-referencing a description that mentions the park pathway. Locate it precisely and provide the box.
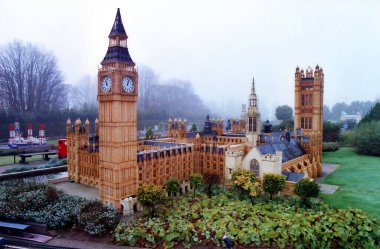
[318,163,340,194]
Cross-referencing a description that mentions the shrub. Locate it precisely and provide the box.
[137,184,167,218]
[189,173,203,198]
[322,142,340,152]
[32,194,86,229]
[165,178,180,197]
[263,173,286,199]
[351,121,380,156]
[323,121,341,142]
[294,179,320,207]
[231,169,259,202]
[78,200,119,235]
[202,173,221,197]
[0,180,120,235]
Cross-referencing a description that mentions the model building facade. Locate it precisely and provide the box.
[67,9,323,212]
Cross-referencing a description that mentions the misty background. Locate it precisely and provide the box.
[0,0,379,138]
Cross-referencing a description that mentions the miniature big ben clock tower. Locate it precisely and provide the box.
[98,8,138,208]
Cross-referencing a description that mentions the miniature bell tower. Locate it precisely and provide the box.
[246,77,261,147]
[98,8,138,207]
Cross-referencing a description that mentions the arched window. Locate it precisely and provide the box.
[250,159,260,177]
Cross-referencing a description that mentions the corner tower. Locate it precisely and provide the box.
[246,77,261,147]
[294,65,324,177]
[98,8,138,207]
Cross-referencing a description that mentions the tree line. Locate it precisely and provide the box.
[0,40,209,139]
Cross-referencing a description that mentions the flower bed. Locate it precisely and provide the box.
[115,192,380,248]
[0,180,119,235]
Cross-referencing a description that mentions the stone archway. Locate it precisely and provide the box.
[250,159,260,177]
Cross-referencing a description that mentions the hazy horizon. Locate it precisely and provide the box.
[1,0,379,119]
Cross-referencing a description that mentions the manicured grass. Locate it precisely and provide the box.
[46,139,58,146]
[0,154,58,166]
[321,147,380,221]
[0,140,58,166]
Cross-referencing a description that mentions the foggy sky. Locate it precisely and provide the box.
[1,0,379,119]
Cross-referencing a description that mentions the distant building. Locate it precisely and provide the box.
[340,111,361,123]
[66,9,324,214]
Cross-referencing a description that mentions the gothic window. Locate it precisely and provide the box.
[301,117,304,128]
[250,159,260,177]
[252,117,257,132]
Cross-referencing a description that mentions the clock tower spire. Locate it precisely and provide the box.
[98,8,138,208]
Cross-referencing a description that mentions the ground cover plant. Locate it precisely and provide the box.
[3,157,67,173]
[114,191,380,248]
[321,147,380,221]
[0,180,119,235]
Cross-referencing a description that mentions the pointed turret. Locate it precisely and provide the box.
[249,77,258,108]
[101,8,134,65]
[251,77,256,95]
[109,8,127,38]
[246,77,261,146]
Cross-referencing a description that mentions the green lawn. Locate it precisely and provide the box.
[46,139,58,146]
[0,139,58,166]
[0,154,58,166]
[321,147,380,221]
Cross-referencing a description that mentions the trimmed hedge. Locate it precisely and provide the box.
[322,142,340,152]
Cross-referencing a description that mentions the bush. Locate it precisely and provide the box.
[263,173,286,199]
[78,200,119,235]
[0,180,120,234]
[322,142,340,152]
[137,184,167,218]
[165,178,180,197]
[31,194,85,229]
[323,121,341,142]
[294,179,320,207]
[231,169,259,202]
[203,173,221,197]
[351,121,380,156]
[189,173,203,198]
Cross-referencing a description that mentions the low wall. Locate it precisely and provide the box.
[0,165,67,181]
[281,181,296,196]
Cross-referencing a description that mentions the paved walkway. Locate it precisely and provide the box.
[54,181,99,200]
[318,163,340,194]
[0,160,47,173]
[46,238,139,249]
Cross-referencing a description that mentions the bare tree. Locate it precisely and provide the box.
[0,40,67,112]
[138,66,159,110]
[68,74,98,110]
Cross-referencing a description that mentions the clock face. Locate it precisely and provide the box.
[101,76,112,93]
[122,76,134,93]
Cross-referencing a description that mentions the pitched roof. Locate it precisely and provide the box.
[101,46,135,65]
[282,171,305,182]
[257,137,305,163]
